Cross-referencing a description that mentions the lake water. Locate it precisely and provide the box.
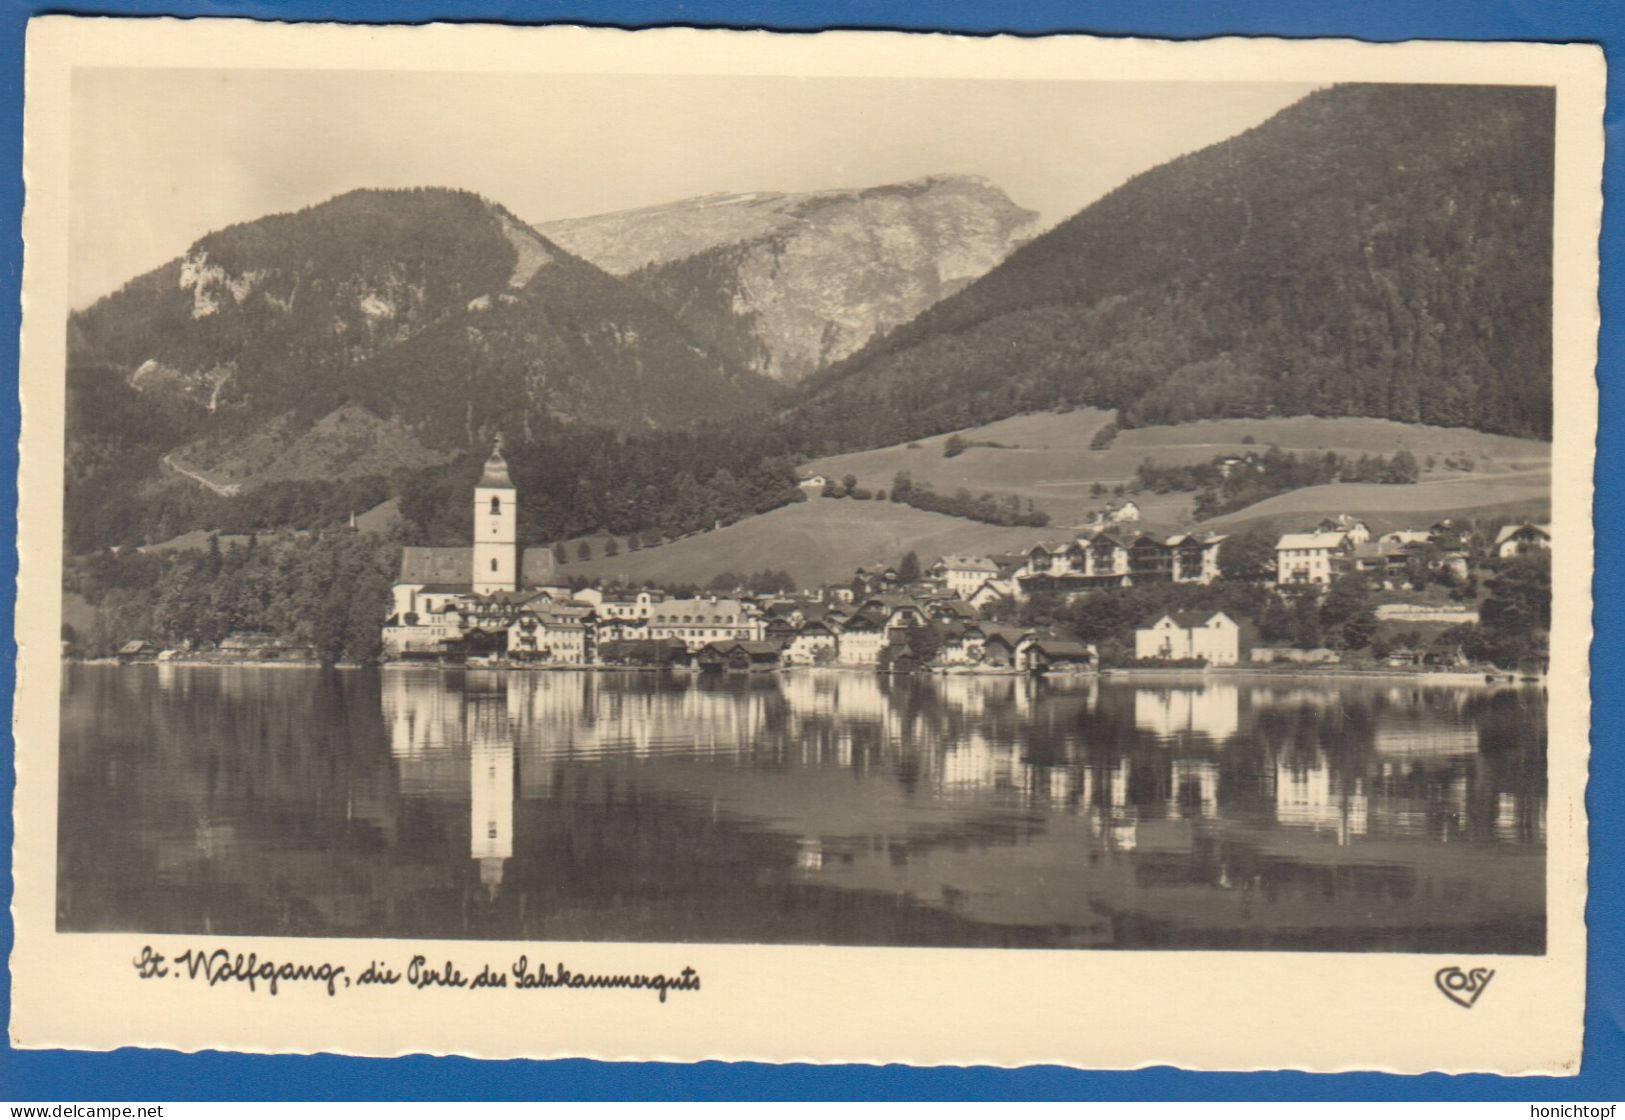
[58,665,1546,952]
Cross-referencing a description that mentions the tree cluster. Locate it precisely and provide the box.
[65,530,399,663]
[1457,551,1551,668]
[1135,446,1418,520]
[887,472,1049,528]
[706,569,799,595]
[1253,577,1379,651]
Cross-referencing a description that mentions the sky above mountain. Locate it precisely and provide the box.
[70,69,1314,309]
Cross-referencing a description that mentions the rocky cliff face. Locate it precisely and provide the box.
[537,175,1039,384]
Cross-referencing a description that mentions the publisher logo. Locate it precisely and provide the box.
[1435,966,1495,1008]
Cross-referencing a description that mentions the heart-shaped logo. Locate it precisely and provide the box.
[1435,966,1495,1008]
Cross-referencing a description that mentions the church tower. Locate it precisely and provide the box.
[472,438,518,595]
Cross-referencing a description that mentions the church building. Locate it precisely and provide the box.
[382,440,564,659]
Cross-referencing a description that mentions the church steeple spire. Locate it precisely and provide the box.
[479,435,512,488]
[473,435,518,595]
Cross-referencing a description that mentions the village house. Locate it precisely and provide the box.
[1347,541,1412,584]
[967,578,1015,611]
[937,623,987,665]
[783,620,837,665]
[218,631,318,662]
[977,626,1034,669]
[1495,522,1552,559]
[697,640,781,672]
[1166,533,1227,583]
[594,615,648,643]
[1134,611,1242,665]
[924,596,979,624]
[1020,638,1096,673]
[1013,534,1130,598]
[1317,515,1371,545]
[763,616,797,646]
[874,600,928,640]
[1275,530,1352,586]
[1080,501,1133,529]
[646,597,763,651]
[1429,518,1470,550]
[834,613,886,665]
[1014,528,1224,599]
[935,555,1002,599]
[506,609,590,663]
[595,589,663,620]
[116,639,160,664]
[381,595,465,658]
[218,631,280,660]
[756,598,811,629]
[1127,533,1176,583]
[980,632,1020,669]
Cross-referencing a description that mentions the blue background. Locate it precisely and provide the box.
[1,0,1620,1101]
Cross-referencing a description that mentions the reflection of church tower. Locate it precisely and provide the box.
[473,438,518,595]
[468,693,515,898]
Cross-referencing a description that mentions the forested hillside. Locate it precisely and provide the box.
[64,188,782,551]
[71,188,774,431]
[794,84,1555,450]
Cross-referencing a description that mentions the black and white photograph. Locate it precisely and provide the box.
[12,21,1598,1071]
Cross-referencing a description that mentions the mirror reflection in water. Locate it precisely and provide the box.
[58,665,1545,951]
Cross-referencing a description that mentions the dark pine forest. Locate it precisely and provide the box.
[792,83,1554,450]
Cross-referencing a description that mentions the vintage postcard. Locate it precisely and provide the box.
[11,19,1600,1073]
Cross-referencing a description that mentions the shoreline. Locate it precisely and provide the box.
[70,657,1541,686]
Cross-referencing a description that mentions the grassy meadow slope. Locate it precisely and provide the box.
[807,409,1550,528]
[1194,474,1551,537]
[556,409,1549,590]
[561,499,1045,589]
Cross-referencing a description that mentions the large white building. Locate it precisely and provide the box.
[1013,530,1225,599]
[783,621,837,665]
[834,614,886,665]
[646,598,763,651]
[506,610,590,663]
[1275,531,1351,586]
[935,555,1002,599]
[1134,611,1242,666]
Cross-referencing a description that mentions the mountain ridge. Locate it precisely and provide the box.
[539,174,1040,383]
[792,84,1554,447]
[63,187,786,550]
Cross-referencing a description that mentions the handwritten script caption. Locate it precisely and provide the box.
[133,945,701,1002]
